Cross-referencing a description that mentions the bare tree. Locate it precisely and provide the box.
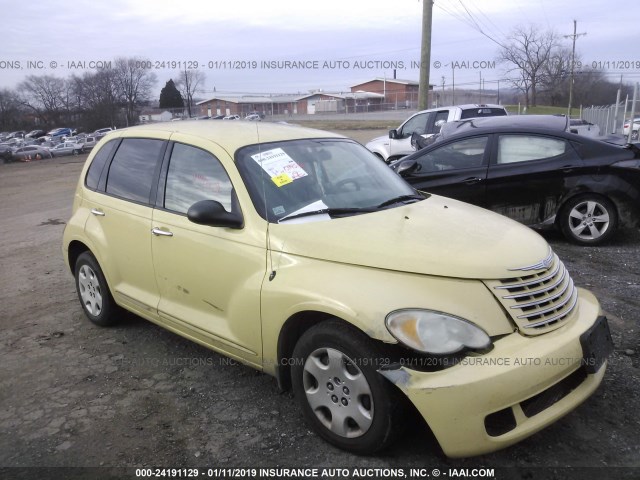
[175,69,205,117]
[0,88,24,130]
[540,47,575,106]
[113,57,157,126]
[18,75,68,124]
[498,25,560,107]
[73,69,122,130]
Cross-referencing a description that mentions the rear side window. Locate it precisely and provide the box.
[497,135,567,164]
[164,143,233,214]
[459,108,507,119]
[106,138,164,203]
[85,139,118,190]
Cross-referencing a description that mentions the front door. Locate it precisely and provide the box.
[151,139,267,366]
[403,135,490,206]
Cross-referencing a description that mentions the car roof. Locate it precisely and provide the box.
[411,103,505,116]
[104,121,344,157]
[439,114,569,138]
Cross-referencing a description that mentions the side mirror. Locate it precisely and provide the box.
[395,159,418,177]
[389,129,399,140]
[187,199,244,229]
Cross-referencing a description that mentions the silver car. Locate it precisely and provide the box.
[49,142,83,157]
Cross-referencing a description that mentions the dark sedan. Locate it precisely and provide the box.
[392,115,640,245]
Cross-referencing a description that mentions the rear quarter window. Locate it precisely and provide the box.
[85,139,119,190]
[105,138,165,203]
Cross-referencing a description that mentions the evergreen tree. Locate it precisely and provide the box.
[159,79,184,108]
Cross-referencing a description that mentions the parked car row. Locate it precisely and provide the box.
[0,128,108,161]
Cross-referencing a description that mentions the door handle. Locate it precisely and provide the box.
[562,165,577,173]
[90,208,105,216]
[463,177,483,185]
[151,227,173,237]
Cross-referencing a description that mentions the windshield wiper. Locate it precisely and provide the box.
[278,207,376,223]
[375,194,426,209]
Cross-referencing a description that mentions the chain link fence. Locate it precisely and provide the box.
[582,96,639,135]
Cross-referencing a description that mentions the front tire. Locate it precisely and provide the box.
[74,252,119,326]
[559,194,618,245]
[291,320,405,454]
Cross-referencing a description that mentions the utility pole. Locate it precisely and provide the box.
[564,20,586,118]
[418,0,433,110]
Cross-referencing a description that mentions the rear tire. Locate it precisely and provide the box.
[291,320,406,454]
[74,252,120,326]
[559,194,618,245]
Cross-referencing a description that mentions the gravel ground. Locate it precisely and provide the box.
[0,131,638,480]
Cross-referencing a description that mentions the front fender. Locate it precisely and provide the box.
[260,253,514,376]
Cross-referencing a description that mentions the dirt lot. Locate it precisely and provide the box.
[0,129,639,480]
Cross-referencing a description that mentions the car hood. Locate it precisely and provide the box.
[269,195,550,280]
[365,135,388,147]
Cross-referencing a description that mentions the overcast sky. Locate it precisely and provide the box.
[2,0,639,98]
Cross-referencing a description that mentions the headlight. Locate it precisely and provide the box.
[385,309,491,355]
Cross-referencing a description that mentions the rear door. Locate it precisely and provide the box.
[82,136,166,317]
[485,134,583,226]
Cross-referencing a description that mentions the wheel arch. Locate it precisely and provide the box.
[275,311,387,392]
[67,240,91,274]
[556,190,620,228]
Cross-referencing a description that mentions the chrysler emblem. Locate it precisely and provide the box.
[509,249,554,272]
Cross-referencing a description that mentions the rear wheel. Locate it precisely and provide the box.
[74,252,120,326]
[559,194,618,245]
[291,320,405,454]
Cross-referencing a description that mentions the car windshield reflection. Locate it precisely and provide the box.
[236,138,420,223]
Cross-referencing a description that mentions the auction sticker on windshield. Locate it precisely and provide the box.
[251,148,307,186]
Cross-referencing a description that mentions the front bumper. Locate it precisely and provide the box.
[382,288,609,458]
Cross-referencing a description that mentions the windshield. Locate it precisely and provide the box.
[236,138,418,223]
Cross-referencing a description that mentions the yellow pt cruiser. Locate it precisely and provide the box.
[62,121,613,457]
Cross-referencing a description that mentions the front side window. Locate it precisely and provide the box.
[236,139,417,223]
[416,136,488,173]
[400,112,431,138]
[430,111,450,134]
[497,135,567,164]
[164,143,233,214]
[106,138,164,203]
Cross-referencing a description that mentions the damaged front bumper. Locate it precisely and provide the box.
[380,288,611,458]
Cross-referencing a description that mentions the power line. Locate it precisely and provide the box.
[435,0,508,50]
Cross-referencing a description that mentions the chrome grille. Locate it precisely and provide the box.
[485,253,579,335]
